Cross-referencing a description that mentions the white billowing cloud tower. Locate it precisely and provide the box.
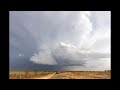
[30,11,110,71]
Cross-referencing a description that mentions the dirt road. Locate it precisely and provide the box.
[33,72,56,79]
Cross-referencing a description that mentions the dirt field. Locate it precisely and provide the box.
[9,71,111,79]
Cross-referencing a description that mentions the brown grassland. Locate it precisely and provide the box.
[9,71,111,79]
[9,71,54,79]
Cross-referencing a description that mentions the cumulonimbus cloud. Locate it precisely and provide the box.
[30,42,110,66]
[29,11,110,68]
[10,11,111,70]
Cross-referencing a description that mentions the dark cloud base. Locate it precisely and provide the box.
[9,57,85,71]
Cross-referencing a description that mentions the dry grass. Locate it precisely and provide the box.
[52,71,111,79]
[9,71,111,79]
[9,71,54,79]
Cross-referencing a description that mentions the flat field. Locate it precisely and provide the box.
[9,71,111,79]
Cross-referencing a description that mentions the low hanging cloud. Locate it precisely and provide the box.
[30,42,110,66]
[30,49,57,65]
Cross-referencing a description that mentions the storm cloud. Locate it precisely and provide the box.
[10,11,111,71]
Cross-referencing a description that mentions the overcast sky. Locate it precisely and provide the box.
[10,11,111,71]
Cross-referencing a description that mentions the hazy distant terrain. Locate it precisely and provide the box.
[9,71,111,79]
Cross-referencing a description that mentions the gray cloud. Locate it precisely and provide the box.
[30,42,110,67]
[10,11,111,71]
